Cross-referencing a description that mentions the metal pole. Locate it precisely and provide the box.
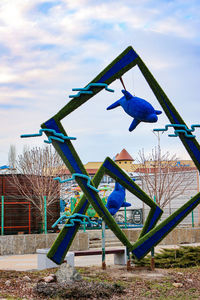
[150,195,156,271]
[192,210,194,228]
[102,219,106,269]
[29,202,31,234]
[44,196,47,234]
[126,246,131,271]
[1,196,4,235]
[124,201,127,228]
[197,171,200,226]
[83,218,86,232]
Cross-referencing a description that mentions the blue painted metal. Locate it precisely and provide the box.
[97,48,138,83]
[21,128,76,144]
[52,213,98,228]
[145,206,163,233]
[132,194,200,259]
[0,165,10,170]
[69,83,114,98]
[54,174,99,193]
[154,124,200,138]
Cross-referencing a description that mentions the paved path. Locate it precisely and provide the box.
[0,243,200,271]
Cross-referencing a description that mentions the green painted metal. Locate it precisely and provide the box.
[124,198,127,229]
[1,196,4,236]
[192,210,194,228]
[102,220,106,266]
[42,45,200,263]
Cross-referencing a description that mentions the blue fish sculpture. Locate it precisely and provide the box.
[106,182,131,216]
[107,90,162,131]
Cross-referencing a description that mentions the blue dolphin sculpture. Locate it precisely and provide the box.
[107,90,162,131]
[106,182,131,216]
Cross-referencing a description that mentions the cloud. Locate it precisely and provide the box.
[0,0,200,165]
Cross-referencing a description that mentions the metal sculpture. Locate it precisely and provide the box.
[21,46,200,264]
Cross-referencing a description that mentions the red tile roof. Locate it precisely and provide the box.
[115,149,134,161]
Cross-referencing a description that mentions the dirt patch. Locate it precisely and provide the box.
[0,266,200,299]
[34,281,124,299]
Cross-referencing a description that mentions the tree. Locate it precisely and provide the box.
[136,147,196,209]
[8,144,16,169]
[9,145,64,230]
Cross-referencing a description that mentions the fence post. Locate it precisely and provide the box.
[150,195,156,270]
[192,210,194,228]
[102,219,106,270]
[1,196,4,235]
[124,199,127,228]
[44,196,47,234]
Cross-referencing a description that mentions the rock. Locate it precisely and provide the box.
[23,275,31,282]
[173,282,183,288]
[186,278,193,283]
[5,280,11,286]
[43,275,56,283]
[55,262,82,283]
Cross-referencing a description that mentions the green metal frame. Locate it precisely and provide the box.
[36,46,200,263]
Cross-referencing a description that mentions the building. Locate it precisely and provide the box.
[0,174,60,234]
[115,148,134,172]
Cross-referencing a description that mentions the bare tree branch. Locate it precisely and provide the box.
[9,145,63,225]
[136,147,196,208]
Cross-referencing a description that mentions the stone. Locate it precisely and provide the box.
[5,280,11,286]
[55,262,82,283]
[43,275,56,283]
[173,282,183,288]
[23,275,31,282]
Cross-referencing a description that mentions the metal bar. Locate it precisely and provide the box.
[29,202,31,234]
[126,246,131,271]
[44,196,47,234]
[102,220,106,270]
[3,202,30,204]
[0,226,29,229]
[151,195,156,270]
[1,196,4,235]
[124,206,127,229]
[192,210,194,228]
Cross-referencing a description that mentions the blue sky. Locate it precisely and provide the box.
[0,0,200,165]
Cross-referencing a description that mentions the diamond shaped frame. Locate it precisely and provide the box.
[42,46,200,264]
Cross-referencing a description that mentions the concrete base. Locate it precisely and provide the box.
[36,248,74,270]
[114,248,127,265]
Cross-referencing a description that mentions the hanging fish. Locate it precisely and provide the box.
[107,90,162,131]
[106,182,131,216]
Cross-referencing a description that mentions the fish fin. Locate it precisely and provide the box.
[107,100,120,110]
[129,119,141,131]
[121,202,131,207]
[122,89,133,100]
[155,110,162,115]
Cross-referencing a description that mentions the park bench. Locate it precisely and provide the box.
[37,247,127,270]
[73,248,127,265]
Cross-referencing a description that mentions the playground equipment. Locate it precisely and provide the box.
[21,45,200,267]
[60,185,111,223]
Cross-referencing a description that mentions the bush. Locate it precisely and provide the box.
[133,246,200,268]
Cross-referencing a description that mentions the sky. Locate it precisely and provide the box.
[0,0,200,165]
